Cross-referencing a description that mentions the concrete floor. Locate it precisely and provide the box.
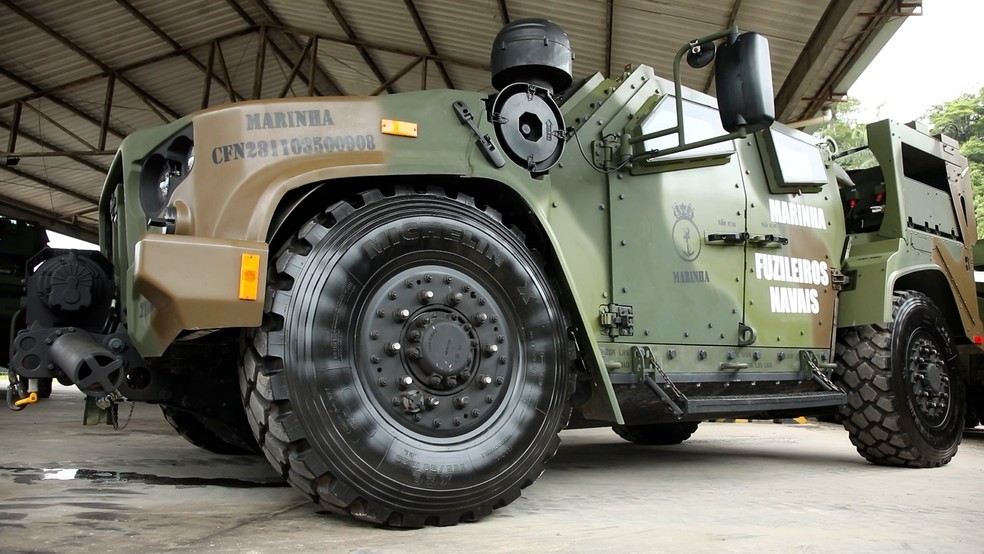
[1,386,982,553]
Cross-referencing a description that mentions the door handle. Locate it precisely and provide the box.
[706,232,748,245]
[748,234,788,247]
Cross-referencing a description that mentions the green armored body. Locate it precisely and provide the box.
[6,19,978,526]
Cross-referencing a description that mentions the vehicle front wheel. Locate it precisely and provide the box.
[835,291,965,467]
[241,187,573,526]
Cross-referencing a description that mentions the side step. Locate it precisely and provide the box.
[635,346,846,417]
[644,376,846,415]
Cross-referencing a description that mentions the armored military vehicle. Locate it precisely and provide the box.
[6,19,978,526]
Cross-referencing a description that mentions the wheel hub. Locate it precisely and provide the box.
[416,313,474,381]
[358,266,513,436]
[907,336,951,425]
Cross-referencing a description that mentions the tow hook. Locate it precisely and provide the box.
[5,377,38,411]
[13,391,39,407]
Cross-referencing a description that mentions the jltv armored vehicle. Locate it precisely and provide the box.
[6,19,978,526]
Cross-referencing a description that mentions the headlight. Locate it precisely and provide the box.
[158,161,181,205]
[138,125,193,218]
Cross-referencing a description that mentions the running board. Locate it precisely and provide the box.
[634,346,846,417]
[643,376,845,415]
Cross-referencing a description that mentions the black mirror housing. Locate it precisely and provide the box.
[715,32,775,133]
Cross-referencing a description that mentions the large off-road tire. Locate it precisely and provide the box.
[161,405,261,455]
[612,421,699,445]
[835,291,965,467]
[241,187,573,527]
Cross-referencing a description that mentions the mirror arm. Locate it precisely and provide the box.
[628,128,747,162]
[622,26,740,164]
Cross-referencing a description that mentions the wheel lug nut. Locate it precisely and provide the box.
[478,298,486,306]
[462,285,471,292]
[453,417,463,426]
[471,409,480,418]
[371,355,381,363]
[389,291,398,299]
[490,315,498,323]
[426,397,440,408]
[484,344,499,357]
[398,376,413,389]
[449,292,464,304]
[386,342,402,355]
[496,376,504,386]
[416,316,431,327]
[478,374,492,388]
[370,331,380,340]
[474,312,488,325]
[376,309,385,318]
[394,308,410,322]
[461,371,471,380]
[433,418,442,428]
[409,330,422,341]
[378,378,388,387]
[429,376,442,387]
[405,280,414,288]
[392,397,401,406]
[486,395,494,403]
[425,274,433,282]
[498,356,507,365]
[408,347,422,360]
[447,377,458,387]
[497,335,505,344]
[454,396,470,408]
[414,413,422,422]
[444,276,453,284]
[418,290,434,303]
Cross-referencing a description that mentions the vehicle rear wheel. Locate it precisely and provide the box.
[241,187,573,527]
[161,405,261,455]
[834,291,965,467]
[612,421,699,445]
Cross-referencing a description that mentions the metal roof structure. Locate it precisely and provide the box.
[0,0,921,243]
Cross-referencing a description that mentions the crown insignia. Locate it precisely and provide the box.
[673,203,695,221]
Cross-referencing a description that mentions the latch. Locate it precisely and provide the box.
[599,303,634,337]
[748,234,788,247]
[452,101,505,168]
[593,134,621,170]
[706,232,748,244]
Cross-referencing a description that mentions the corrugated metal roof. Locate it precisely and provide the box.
[0,0,921,242]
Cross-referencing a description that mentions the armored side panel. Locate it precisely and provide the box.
[837,120,980,342]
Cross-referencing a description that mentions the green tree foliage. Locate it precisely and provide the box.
[814,98,877,170]
[929,87,984,237]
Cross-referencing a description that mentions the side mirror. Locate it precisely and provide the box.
[715,33,775,133]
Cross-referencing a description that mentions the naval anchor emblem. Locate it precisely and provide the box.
[672,203,701,262]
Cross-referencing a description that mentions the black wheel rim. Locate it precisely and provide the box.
[355,260,519,441]
[904,330,953,428]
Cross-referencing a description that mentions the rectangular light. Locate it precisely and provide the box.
[239,253,260,300]
[381,119,418,138]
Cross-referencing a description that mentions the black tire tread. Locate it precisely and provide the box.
[834,290,962,468]
[161,405,261,455]
[240,187,573,527]
[612,421,699,445]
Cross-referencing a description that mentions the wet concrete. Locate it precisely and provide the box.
[1,385,982,553]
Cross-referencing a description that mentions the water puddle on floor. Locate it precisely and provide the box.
[0,466,287,488]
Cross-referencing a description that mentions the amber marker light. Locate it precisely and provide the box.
[239,254,260,300]
[381,119,418,137]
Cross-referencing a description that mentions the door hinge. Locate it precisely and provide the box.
[600,303,634,337]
